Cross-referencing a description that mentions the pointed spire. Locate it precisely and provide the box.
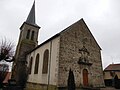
[25,0,39,27]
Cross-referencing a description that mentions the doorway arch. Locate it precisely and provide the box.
[83,69,88,86]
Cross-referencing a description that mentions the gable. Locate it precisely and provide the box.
[81,19,101,50]
[60,18,101,50]
[104,64,120,71]
[58,18,103,87]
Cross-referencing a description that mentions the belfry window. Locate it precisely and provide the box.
[29,57,33,74]
[26,30,30,39]
[42,49,49,74]
[31,31,35,40]
[34,53,39,74]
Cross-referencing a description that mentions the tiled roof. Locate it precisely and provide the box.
[104,64,120,71]
[3,72,11,83]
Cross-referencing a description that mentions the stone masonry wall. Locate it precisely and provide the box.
[58,19,105,88]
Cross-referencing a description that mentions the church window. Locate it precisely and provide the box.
[31,31,35,40]
[42,49,49,74]
[26,30,30,39]
[34,53,39,74]
[29,57,33,74]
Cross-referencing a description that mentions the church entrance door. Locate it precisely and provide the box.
[83,69,88,86]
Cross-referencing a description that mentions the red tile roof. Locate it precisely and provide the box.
[3,72,11,83]
[104,64,120,71]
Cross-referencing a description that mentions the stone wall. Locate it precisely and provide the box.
[25,82,57,90]
[58,19,105,88]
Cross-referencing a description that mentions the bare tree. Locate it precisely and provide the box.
[0,38,14,88]
[0,38,14,62]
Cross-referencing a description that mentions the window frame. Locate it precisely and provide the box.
[26,29,30,39]
[42,49,49,74]
[31,31,35,40]
[34,53,39,74]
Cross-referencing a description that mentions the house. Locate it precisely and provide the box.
[13,1,105,90]
[104,64,120,88]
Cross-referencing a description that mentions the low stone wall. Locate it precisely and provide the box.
[25,83,78,90]
[25,82,102,90]
[25,82,57,90]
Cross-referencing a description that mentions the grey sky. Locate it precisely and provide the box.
[0,0,120,69]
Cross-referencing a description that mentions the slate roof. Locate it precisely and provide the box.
[25,1,39,27]
[2,72,11,84]
[104,64,120,71]
[28,18,101,54]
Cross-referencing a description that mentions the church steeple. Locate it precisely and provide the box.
[20,0,40,29]
[25,0,39,27]
[14,0,40,86]
[26,1,35,25]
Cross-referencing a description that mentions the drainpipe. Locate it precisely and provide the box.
[47,41,52,90]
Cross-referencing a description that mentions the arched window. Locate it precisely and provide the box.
[29,57,33,74]
[31,31,35,40]
[34,53,39,74]
[42,49,49,74]
[26,30,30,39]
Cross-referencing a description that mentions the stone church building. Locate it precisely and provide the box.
[13,1,105,90]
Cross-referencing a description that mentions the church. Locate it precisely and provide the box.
[13,1,105,90]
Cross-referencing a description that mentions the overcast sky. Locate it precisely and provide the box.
[0,0,120,69]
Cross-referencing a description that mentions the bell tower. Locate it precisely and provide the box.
[13,1,40,86]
